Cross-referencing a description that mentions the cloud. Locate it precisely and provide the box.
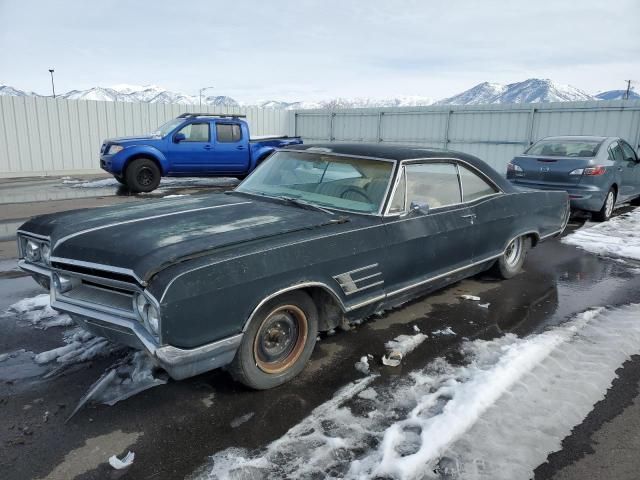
[1,0,638,101]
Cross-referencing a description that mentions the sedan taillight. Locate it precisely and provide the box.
[507,162,523,173]
[570,166,606,176]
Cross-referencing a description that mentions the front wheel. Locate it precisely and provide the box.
[229,291,318,390]
[592,188,616,222]
[491,236,529,279]
[124,158,161,193]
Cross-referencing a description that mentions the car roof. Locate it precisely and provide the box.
[284,143,477,161]
[538,135,611,143]
[282,143,517,193]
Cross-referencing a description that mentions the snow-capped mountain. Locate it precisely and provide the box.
[594,89,640,100]
[437,79,593,105]
[55,84,240,106]
[0,84,38,97]
[0,79,635,108]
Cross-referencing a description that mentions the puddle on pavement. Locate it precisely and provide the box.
[0,349,49,382]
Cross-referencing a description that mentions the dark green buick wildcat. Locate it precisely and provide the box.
[17,144,569,389]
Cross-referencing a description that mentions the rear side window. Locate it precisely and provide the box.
[526,140,600,157]
[608,142,625,162]
[216,124,242,143]
[404,163,461,208]
[620,141,638,161]
[177,123,210,142]
[459,165,498,202]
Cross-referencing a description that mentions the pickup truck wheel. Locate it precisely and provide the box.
[125,158,161,193]
[491,235,529,279]
[230,291,318,390]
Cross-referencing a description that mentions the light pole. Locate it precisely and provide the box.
[199,86,215,109]
[48,69,56,98]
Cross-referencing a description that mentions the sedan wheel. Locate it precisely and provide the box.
[491,235,529,279]
[230,291,318,389]
[593,188,616,222]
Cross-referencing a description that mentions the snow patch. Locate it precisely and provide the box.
[109,451,135,470]
[432,327,457,336]
[34,327,123,366]
[354,356,370,374]
[196,305,640,480]
[385,333,428,356]
[4,294,74,329]
[460,295,480,301]
[562,208,640,264]
[230,413,255,428]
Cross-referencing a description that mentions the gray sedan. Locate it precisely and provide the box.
[507,135,640,221]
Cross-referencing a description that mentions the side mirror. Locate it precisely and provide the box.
[173,132,186,143]
[409,201,430,215]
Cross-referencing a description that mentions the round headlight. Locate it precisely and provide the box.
[135,293,149,320]
[147,305,160,336]
[25,240,41,262]
[41,244,51,265]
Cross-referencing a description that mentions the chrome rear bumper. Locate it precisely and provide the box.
[18,260,242,380]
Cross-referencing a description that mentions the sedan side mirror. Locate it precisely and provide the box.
[174,132,186,143]
[409,201,430,215]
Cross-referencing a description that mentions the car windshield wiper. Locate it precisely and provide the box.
[278,196,335,215]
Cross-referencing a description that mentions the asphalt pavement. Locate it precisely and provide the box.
[1,176,639,480]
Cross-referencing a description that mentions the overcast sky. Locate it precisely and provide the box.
[1,0,638,102]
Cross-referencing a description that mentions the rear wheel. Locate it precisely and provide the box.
[491,236,529,279]
[230,291,318,390]
[592,187,616,222]
[124,158,161,193]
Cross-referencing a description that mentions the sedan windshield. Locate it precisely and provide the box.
[236,151,394,214]
[151,118,184,138]
[526,140,601,158]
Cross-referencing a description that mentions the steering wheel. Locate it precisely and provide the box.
[340,186,373,204]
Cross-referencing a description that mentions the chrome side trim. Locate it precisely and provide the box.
[155,334,243,366]
[385,254,502,298]
[344,280,384,295]
[341,263,379,275]
[52,201,252,250]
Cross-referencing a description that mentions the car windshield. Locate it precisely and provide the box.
[151,118,184,137]
[236,151,394,214]
[526,140,601,158]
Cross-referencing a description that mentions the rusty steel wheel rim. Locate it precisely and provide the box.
[253,305,308,374]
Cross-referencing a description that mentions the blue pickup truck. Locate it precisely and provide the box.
[99,113,302,192]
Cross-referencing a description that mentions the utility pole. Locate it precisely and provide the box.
[48,69,56,98]
[624,80,633,100]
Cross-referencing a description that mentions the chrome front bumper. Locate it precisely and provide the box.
[18,260,243,380]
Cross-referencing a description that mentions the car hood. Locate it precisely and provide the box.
[19,193,346,283]
[106,135,158,144]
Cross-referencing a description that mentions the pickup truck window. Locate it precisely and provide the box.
[237,151,393,214]
[177,123,210,142]
[216,124,242,143]
[151,118,183,137]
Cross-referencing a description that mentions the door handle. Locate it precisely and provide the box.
[236,145,245,150]
[203,145,212,150]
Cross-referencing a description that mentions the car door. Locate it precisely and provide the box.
[166,121,213,173]
[209,122,250,173]
[619,140,640,198]
[457,163,515,261]
[381,161,476,300]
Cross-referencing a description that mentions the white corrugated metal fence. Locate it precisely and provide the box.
[2,97,639,177]
[293,100,640,173]
[0,96,293,177]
